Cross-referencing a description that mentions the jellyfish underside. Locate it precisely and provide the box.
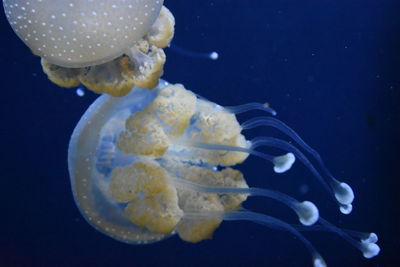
[41,6,175,96]
[68,81,379,267]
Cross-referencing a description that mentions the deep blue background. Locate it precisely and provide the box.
[1,1,399,266]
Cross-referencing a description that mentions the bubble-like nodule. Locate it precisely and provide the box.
[3,0,164,68]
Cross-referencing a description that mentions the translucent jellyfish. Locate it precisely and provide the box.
[3,0,175,96]
[68,81,380,267]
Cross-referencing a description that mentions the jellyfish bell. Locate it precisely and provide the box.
[68,81,380,266]
[3,0,175,96]
[3,0,164,68]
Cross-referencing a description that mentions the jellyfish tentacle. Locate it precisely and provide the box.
[184,210,327,267]
[168,43,219,61]
[179,138,351,214]
[242,116,355,207]
[315,218,380,259]
[225,103,277,116]
[272,152,296,173]
[172,177,319,226]
[250,137,354,211]
[346,231,378,243]
[178,139,341,204]
[293,224,378,244]
[223,211,327,267]
[291,221,380,259]
[177,140,269,160]
[250,137,333,190]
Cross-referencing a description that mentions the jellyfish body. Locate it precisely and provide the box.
[68,80,249,243]
[3,0,380,265]
[3,0,175,95]
[68,81,379,266]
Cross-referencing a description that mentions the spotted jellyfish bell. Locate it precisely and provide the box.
[3,0,175,96]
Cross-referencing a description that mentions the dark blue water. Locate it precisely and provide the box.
[1,1,399,266]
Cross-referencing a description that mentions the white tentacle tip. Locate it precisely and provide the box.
[361,242,380,258]
[209,51,219,60]
[339,203,353,214]
[296,201,319,226]
[334,181,354,205]
[362,233,378,244]
[273,153,295,173]
[313,256,327,267]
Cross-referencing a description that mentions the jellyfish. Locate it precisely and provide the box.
[68,81,380,267]
[3,1,380,266]
[3,0,175,96]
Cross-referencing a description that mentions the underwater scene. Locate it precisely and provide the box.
[1,0,399,266]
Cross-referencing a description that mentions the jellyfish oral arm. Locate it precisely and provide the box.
[295,218,381,259]
[172,177,319,226]
[168,43,219,61]
[177,132,354,214]
[184,210,327,267]
[243,117,355,209]
[225,103,277,116]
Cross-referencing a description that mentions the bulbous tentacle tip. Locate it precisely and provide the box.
[362,232,378,244]
[261,103,277,116]
[313,255,327,267]
[273,153,295,173]
[339,203,353,215]
[361,242,380,259]
[333,181,355,205]
[295,201,319,226]
[209,52,219,60]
